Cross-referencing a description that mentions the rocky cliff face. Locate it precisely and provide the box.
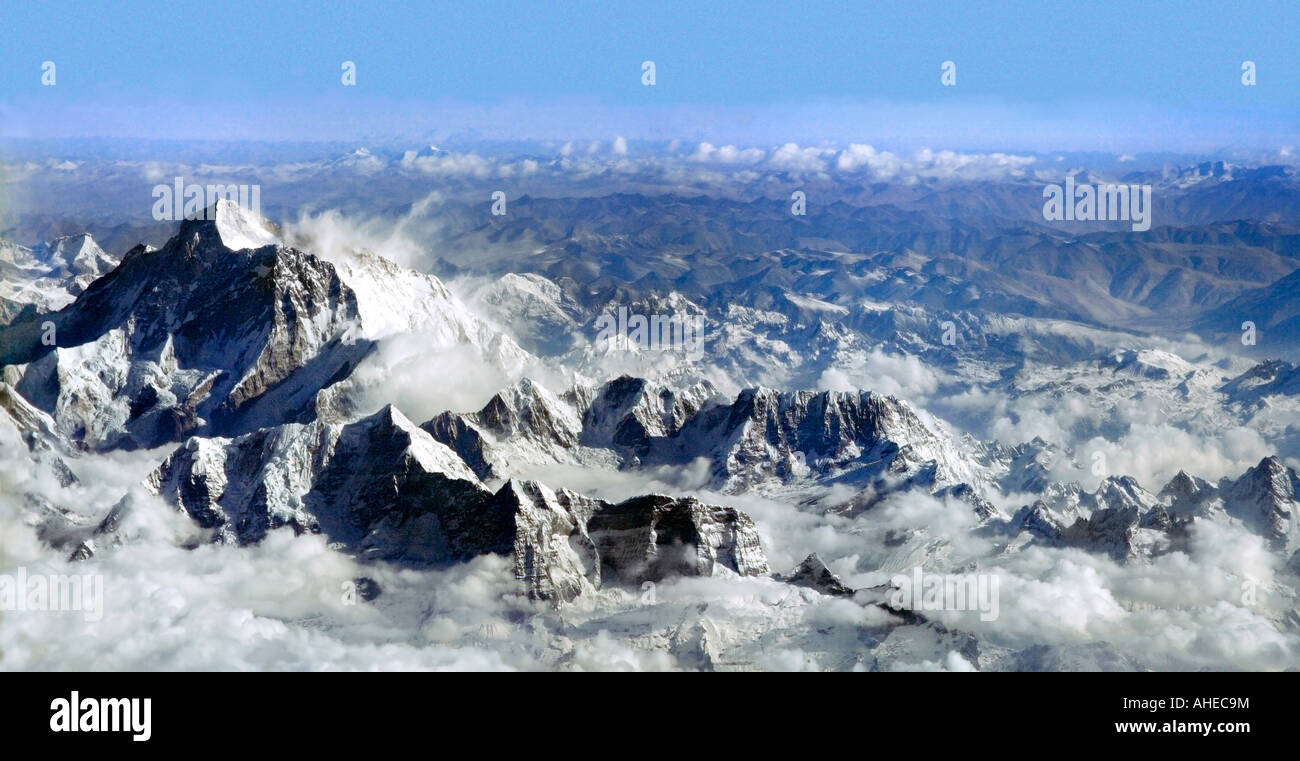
[656,387,986,493]
[497,480,768,601]
[424,376,985,499]
[1220,456,1300,558]
[148,405,497,557]
[421,375,717,481]
[586,494,769,584]
[145,404,768,602]
[422,378,588,481]
[578,375,717,458]
[492,479,605,601]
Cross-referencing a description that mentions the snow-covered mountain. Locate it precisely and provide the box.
[421,374,987,502]
[0,234,118,323]
[1009,456,1300,569]
[0,200,528,451]
[141,404,767,602]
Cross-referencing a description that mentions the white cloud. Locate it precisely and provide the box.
[688,142,765,164]
[817,348,943,401]
[767,142,832,173]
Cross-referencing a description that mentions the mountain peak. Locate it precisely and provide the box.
[1236,455,1293,497]
[211,199,279,251]
[779,553,855,596]
[181,199,279,252]
[29,232,114,276]
[1159,469,1206,498]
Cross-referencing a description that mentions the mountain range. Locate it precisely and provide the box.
[2,162,1298,671]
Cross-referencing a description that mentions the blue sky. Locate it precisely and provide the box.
[1,0,1296,151]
